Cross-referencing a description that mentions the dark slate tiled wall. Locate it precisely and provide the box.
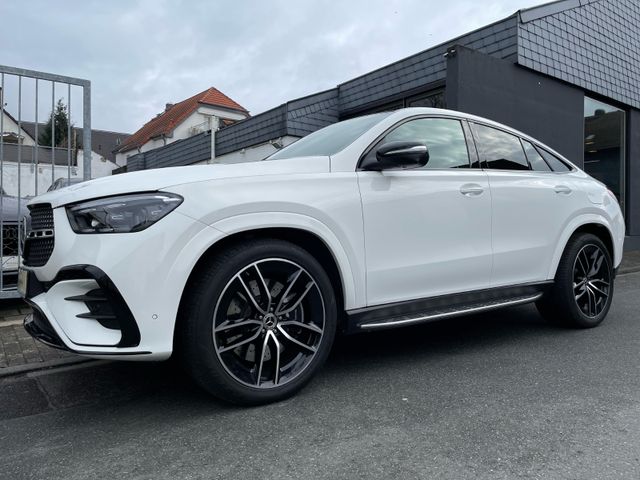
[126,153,144,172]
[338,16,518,114]
[126,132,211,171]
[215,105,287,156]
[518,0,640,109]
[286,89,339,137]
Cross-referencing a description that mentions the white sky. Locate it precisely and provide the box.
[0,0,545,133]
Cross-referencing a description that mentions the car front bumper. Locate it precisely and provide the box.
[21,203,224,361]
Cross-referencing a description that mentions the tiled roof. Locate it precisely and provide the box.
[116,87,248,153]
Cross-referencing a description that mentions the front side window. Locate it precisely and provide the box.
[472,124,529,171]
[371,118,470,169]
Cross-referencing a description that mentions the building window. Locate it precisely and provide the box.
[584,96,625,211]
[344,88,446,119]
[360,100,404,115]
[406,89,446,109]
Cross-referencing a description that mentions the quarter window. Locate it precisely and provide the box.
[472,124,530,171]
[374,118,470,169]
[522,140,551,172]
[538,148,571,172]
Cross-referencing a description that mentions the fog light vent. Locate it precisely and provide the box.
[65,288,120,330]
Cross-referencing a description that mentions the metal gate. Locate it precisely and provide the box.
[0,65,91,298]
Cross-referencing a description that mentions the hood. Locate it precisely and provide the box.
[28,156,331,208]
[1,195,29,222]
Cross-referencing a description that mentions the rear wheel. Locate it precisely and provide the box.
[179,239,337,405]
[536,233,614,328]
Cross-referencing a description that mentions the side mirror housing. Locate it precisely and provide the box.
[362,141,429,171]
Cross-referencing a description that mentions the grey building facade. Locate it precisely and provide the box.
[125,0,640,248]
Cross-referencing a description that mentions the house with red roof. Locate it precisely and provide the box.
[114,87,249,166]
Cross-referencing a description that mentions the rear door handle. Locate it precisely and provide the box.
[460,184,484,196]
[554,185,572,195]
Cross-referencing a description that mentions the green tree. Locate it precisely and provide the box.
[39,99,72,147]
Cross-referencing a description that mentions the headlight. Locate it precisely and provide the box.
[66,192,183,234]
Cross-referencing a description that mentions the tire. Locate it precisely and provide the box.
[179,238,337,405]
[536,233,614,328]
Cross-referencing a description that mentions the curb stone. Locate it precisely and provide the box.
[0,356,92,378]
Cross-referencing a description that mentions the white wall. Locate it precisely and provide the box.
[213,136,300,164]
[1,148,118,197]
[1,111,35,146]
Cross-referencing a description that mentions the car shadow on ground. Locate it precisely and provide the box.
[0,303,570,420]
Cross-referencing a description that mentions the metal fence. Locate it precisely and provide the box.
[0,65,91,298]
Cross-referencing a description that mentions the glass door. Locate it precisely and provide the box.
[584,96,626,214]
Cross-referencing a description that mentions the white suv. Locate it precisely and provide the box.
[19,108,625,404]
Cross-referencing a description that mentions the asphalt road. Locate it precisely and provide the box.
[1,273,640,480]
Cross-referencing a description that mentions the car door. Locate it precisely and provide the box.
[470,122,580,287]
[357,116,492,306]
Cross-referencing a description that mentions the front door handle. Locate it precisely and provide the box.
[554,185,572,195]
[460,184,484,196]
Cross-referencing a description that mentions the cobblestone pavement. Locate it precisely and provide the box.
[0,300,31,325]
[0,323,74,368]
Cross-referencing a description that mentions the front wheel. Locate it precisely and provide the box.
[536,233,614,328]
[179,239,337,405]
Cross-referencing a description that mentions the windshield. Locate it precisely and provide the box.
[267,112,391,161]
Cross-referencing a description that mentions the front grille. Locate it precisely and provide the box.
[23,203,55,267]
[29,204,54,230]
[2,224,19,256]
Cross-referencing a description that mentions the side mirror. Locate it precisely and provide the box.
[363,141,429,171]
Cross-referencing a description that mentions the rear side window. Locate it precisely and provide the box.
[522,140,551,172]
[472,124,529,171]
[538,147,572,172]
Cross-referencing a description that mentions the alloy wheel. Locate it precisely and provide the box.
[212,258,325,388]
[572,244,611,318]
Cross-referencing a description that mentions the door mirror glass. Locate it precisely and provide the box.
[365,141,429,170]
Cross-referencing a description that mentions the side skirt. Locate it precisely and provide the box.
[345,281,552,333]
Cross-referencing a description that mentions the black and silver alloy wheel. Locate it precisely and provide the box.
[180,239,337,405]
[572,244,611,318]
[213,259,325,388]
[536,232,614,329]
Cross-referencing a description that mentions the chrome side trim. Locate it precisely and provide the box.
[358,293,543,330]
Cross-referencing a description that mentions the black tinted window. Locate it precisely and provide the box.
[538,148,571,172]
[473,124,529,171]
[522,140,551,172]
[378,118,470,169]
